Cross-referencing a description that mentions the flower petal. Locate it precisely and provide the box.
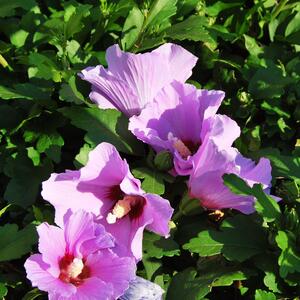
[144,194,173,237]
[24,254,75,297]
[42,171,103,227]
[36,223,65,277]
[87,250,136,299]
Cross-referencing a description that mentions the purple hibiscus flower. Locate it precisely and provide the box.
[24,210,136,300]
[42,143,173,261]
[188,140,275,214]
[79,43,197,116]
[129,81,240,176]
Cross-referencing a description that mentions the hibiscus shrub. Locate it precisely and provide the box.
[0,0,299,299]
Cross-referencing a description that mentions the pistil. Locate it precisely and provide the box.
[173,139,192,159]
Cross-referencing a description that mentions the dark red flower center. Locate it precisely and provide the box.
[58,253,90,286]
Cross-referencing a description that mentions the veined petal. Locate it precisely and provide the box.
[25,254,75,297]
[36,224,65,277]
[80,43,197,116]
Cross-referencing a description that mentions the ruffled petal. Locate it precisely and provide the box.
[144,194,173,237]
[63,211,97,257]
[24,254,75,297]
[36,223,65,277]
[41,171,103,227]
[87,250,136,299]
[152,43,198,82]
[201,114,240,150]
[80,43,197,116]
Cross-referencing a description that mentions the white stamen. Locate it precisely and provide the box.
[68,258,84,278]
[106,199,131,224]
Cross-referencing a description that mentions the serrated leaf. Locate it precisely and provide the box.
[167,265,252,300]
[183,215,267,262]
[60,107,144,156]
[4,152,53,207]
[166,15,214,44]
[255,289,276,300]
[0,224,37,262]
[276,231,300,278]
[143,231,180,258]
[132,167,165,194]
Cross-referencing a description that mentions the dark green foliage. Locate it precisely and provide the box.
[0,0,299,299]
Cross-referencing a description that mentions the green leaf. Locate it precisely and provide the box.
[74,143,92,168]
[0,205,11,218]
[255,148,300,183]
[206,1,243,17]
[252,184,281,223]
[183,215,267,262]
[59,75,85,104]
[60,107,144,156]
[0,283,7,298]
[166,15,214,44]
[223,173,253,196]
[65,4,91,39]
[255,290,276,300]
[144,0,177,30]
[254,253,281,293]
[121,6,144,50]
[27,147,40,166]
[143,231,180,259]
[167,265,252,300]
[0,0,36,17]
[27,53,62,82]
[0,224,37,262]
[0,85,31,100]
[248,63,293,99]
[142,255,164,287]
[154,150,173,171]
[4,152,53,207]
[285,11,300,38]
[276,231,300,278]
[22,288,43,300]
[223,174,281,223]
[132,167,165,194]
[244,34,263,57]
[10,29,29,48]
